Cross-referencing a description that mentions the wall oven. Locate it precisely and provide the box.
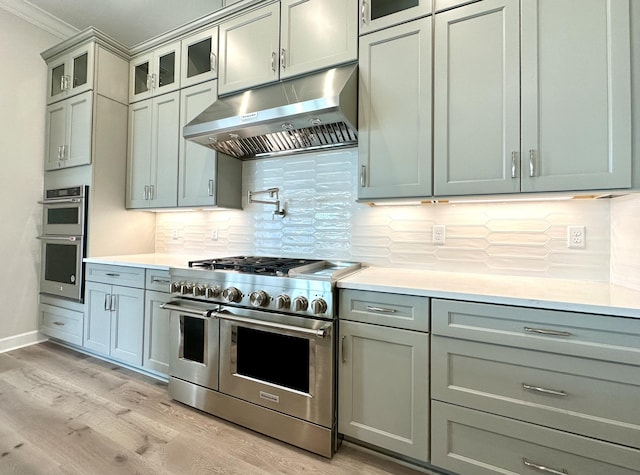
[38,186,88,301]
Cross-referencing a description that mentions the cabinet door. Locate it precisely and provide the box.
[153,41,181,96]
[126,99,153,208]
[47,57,67,104]
[143,290,172,375]
[150,91,180,208]
[110,286,145,365]
[44,101,67,171]
[219,2,280,95]
[520,0,632,192]
[64,91,93,168]
[84,281,111,356]
[338,320,429,461]
[433,0,520,196]
[358,18,432,200]
[129,52,153,102]
[181,26,219,88]
[360,0,432,35]
[67,44,94,99]
[179,81,218,207]
[280,0,358,79]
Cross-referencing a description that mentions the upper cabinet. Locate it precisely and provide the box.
[434,0,632,197]
[359,0,432,35]
[46,43,93,104]
[181,26,219,88]
[218,0,358,95]
[129,40,181,102]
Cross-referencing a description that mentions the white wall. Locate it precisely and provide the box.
[0,9,59,347]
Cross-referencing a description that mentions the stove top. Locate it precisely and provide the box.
[189,256,322,276]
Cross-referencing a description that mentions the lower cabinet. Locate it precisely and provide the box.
[39,298,84,347]
[143,290,171,374]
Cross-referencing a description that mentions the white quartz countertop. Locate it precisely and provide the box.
[84,253,200,270]
[338,267,640,318]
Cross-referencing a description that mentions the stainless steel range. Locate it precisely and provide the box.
[161,256,361,458]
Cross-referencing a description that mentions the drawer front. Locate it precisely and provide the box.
[431,299,640,364]
[339,289,429,331]
[40,303,83,346]
[432,336,640,449]
[431,401,640,475]
[85,263,145,288]
[145,269,171,292]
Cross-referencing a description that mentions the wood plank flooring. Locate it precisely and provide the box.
[0,342,426,475]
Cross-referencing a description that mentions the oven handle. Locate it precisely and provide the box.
[38,198,82,204]
[214,312,330,339]
[160,302,211,319]
[37,235,82,241]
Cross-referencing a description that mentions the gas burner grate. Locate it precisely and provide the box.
[188,256,322,276]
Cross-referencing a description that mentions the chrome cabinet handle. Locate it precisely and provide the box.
[105,273,120,277]
[146,73,152,91]
[60,75,65,92]
[522,458,568,475]
[524,326,572,337]
[210,52,216,72]
[110,294,117,312]
[62,145,67,160]
[360,165,366,187]
[280,48,286,70]
[104,293,110,311]
[152,278,171,285]
[366,306,398,314]
[152,73,157,89]
[57,145,63,160]
[271,52,277,72]
[511,151,517,178]
[208,179,214,197]
[149,185,154,200]
[160,302,211,319]
[341,336,347,363]
[52,321,65,326]
[529,149,536,177]
[361,1,367,25]
[522,383,568,397]
[143,185,149,200]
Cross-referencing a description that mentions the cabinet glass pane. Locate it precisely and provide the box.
[134,62,149,94]
[158,52,176,87]
[72,53,88,88]
[51,64,65,96]
[371,0,419,20]
[187,38,212,78]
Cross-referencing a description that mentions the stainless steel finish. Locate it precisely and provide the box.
[110,294,117,312]
[62,145,67,160]
[215,310,329,339]
[248,188,286,218]
[271,51,277,71]
[360,164,366,187]
[52,321,65,326]
[38,197,82,204]
[524,326,572,337]
[36,235,78,241]
[341,336,346,363]
[170,282,181,293]
[522,458,568,475]
[105,273,120,277]
[151,277,171,285]
[280,48,286,69]
[311,298,328,315]
[160,301,211,319]
[361,1,367,25]
[104,293,110,311]
[293,296,309,311]
[210,52,216,72]
[529,149,536,177]
[511,151,517,178]
[522,383,568,397]
[275,294,291,310]
[149,185,155,200]
[222,286,242,303]
[180,282,193,295]
[183,63,358,159]
[143,185,149,200]
[38,234,85,301]
[206,286,221,298]
[366,305,397,314]
[249,290,269,307]
[208,179,214,196]
[193,284,206,297]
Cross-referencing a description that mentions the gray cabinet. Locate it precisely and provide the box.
[338,290,430,461]
[46,42,93,104]
[358,17,432,200]
[181,26,219,88]
[359,0,432,35]
[39,298,84,347]
[129,40,181,102]
[434,0,632,197]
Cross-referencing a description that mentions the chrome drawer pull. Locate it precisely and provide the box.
[366,306,398,314]
[105,273,120,277]
[523,458,568,475]
[524,326,572,337]
[52,321,65,326]
[152,278,171,285]
[522,383,568,397]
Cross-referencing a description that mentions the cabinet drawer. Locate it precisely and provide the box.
[85,263,145,288]
[339,289,429,331]
[145,269,171,292]
[432,336,640,449]
[431,299,640,364]
[40,303,83,346]
[431,401,640,475]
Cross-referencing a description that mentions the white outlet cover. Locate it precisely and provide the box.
[567,225,585,249]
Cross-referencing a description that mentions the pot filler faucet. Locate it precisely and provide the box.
[248,187,286,219]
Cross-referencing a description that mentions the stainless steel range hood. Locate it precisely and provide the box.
[183,64,358,160]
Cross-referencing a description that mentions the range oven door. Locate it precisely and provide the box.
[165,300,219,391]
[217,306,334,428]
[38,235,84,301]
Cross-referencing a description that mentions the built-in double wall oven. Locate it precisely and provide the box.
[38,185,88,301]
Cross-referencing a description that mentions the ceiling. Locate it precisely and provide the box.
[8,0,224,47]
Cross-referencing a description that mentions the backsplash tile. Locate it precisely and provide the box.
[155,149,619,282]
[611,194,640,291]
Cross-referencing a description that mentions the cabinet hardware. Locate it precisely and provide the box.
[216,313,328,338]
[152,278,171,285]
[341,336,347,363]
[529,149,536,177]
[105,273,120,277]
[210,52,217,72]
[280,49,286,70]
[361,1,367,25]
[110,294,117,312]
[143,185,149,200]
[160,302,211,319]
[104,293,111,311]
[366,306,397,314]
[151,73,157,89]
[271,52,277,72]
[52,321,65,326]
[57,145,63,160]
[149,185,155,200]
[208,179,214,196]
[360,165,367,187]
[522,458,568,475]
[524,326,572,337]
[522,383,568,397]
[511,151,517,178]
[61,145,67,160]
[146,73,152,91]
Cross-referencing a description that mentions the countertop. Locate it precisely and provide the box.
[84,254,640,318]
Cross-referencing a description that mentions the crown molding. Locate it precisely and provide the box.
[0,0,78,40]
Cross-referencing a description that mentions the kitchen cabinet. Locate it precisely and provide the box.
[338,290,429,462]
[178,81,242,208]
[143,269,172,375]
[39,299,84,347]
[126,91,180,209]
[358,18,432,200]
[359,0,432,35]
[44,91,92,170]
[218,0,358,95]
[181,26,219,88]
[129,40,181,102]
[46,43,93,104]
[433,0,632,197]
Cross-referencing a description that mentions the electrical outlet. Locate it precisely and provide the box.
[433,224,445,245]
[172,228,180,240]
[211,227,218,241]
[567,225,585,249]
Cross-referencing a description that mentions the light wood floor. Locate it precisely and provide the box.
[0,342,426,475]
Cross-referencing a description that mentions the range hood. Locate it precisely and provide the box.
[183,64,358,160]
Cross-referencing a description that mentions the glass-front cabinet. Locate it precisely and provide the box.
[181,26,219,88]
[129,40,181,102]
[46,43,94,104]
[359,0,432,35]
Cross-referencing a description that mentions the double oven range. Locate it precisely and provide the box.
[162,256,361,457]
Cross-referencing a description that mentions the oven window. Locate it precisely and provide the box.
[236,327,310,393]
[47,207,79,225]
[181,316,205,364]
[44,243,77,284]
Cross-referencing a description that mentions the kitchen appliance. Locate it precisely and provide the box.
[182,64,358,160]
[38,186,88,301]
[162,256,362,457]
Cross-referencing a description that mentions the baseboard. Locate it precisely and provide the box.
[0,331,48,354]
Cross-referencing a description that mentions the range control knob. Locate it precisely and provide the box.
[293,296,309,312]
[275,294,291,310]
[192,284,206,297]
[249,290,269,307]
[180,282,193,295]
[311,298,328,315]
[222,287,242,303]
[206,285,221,299]
[170,281,181,293]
